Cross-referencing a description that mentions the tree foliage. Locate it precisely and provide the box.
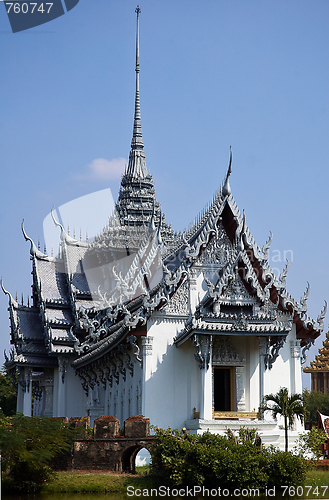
[294,427,328,460]
[0,369,17,416]
[260,388,304,452]
[0,413,76,492]
[151,427,308,488]
[303,390,329,427]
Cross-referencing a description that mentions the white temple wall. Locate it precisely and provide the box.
[144,316,200,430]
[64,361,89,419]
[265,326,300,398]
[16,371,25,414]
[53,366,59,416]
[248,336,260,413]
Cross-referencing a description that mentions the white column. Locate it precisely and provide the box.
[16,368,25,413]
[290,340,303,432]
[188,270,198,315]
[236,366,246,412]
[290,340,302,395]
[141,336,153,416]
[199,336,212,420]
[57,357,68,417]
[43,375,54,417]
[22,368,32,416]
[258,337,269,405]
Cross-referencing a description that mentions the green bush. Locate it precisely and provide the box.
[294,427,328,460]
[151,427,308,488]
[262,446,309,486]
[0,413,77,493]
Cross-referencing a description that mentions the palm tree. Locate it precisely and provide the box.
[260,387,304,452]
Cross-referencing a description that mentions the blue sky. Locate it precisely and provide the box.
[0,0,328,388]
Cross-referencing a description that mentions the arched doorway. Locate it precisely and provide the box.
[121,445,152,473]
[135,447,151,467]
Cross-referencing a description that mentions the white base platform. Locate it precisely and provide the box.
[185,419,301,452]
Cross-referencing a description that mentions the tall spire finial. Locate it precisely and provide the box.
[116,6,158,226]
[126,5,148,179]
[130,5,144,151]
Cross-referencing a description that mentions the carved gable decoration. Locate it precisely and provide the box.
[196,222,232,267]
[221,272,254,304]
[163,279,189,316]
[212,336,245,366]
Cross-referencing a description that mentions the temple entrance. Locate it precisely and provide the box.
[213,367,233,411]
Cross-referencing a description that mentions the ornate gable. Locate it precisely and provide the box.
[162,278,189,316]
[219,269,255,305]
[195,221,232,268]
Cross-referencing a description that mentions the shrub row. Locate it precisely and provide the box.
[151,427,308,488]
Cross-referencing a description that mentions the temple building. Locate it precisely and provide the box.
[304,331,329,393]
[2,8,327,449]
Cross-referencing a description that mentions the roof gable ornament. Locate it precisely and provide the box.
[299,282,310,318]
[1,277,16,306]
[278,259,289,291]
[21,219,47,258]
[317,300,327,332]
[222,146,232,197]
[261,231,273,262]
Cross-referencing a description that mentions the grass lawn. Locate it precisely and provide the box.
[38,467,329,495]
[41,467,160,494]
[305,468,329,487]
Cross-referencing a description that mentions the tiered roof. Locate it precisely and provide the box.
[304,330,329,374]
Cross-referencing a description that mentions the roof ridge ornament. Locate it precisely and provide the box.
[51,206,78,244]
[299,281,310,318]
[222,146,232,197]
[0,277,16,305]
[278,259,289,290]
[262,231,273,262]
[317,300,327,332]
[21,219,43,256]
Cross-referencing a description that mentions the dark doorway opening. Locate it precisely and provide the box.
[214,367,232,411]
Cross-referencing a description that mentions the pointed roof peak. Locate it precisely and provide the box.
[126,6,149,180]
[131,5,143,150]
[222,146,232,196]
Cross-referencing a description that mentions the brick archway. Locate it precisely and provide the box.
[121,444,153,473]
[67,416,156,472]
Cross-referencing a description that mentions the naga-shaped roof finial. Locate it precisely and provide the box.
[21,219,39,256]
[262,231,273,262]
[0,277,16,304]
[317,300,327,332]
[51,206,65,236]
[222,146,232,196]
[299,282,310,317]
[279,259,289,289]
